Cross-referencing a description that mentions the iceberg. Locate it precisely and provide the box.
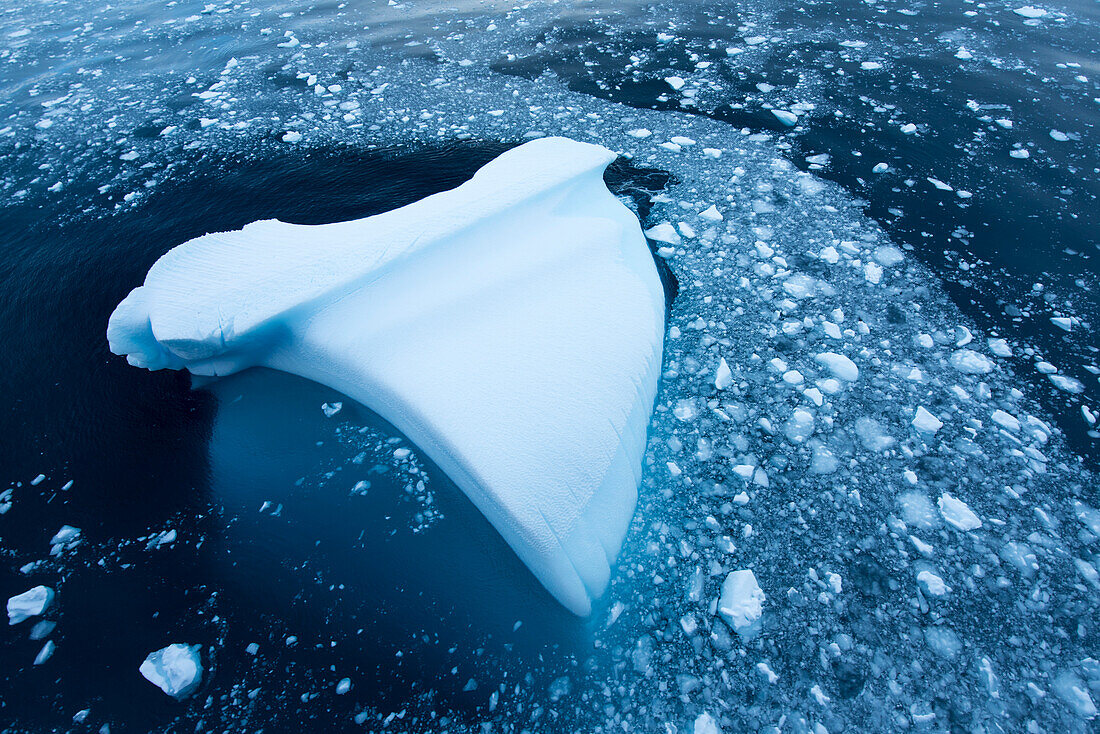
[107,137,666,616]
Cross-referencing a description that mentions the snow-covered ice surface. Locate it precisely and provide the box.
[0,0,1098,731]
[109,137,666,616]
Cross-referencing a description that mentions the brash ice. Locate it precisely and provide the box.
[107,137,666,615]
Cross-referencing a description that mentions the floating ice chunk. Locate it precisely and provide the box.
[107,138,665,616]
[815,352,859,381]
[991,409,1021,432]
[927,177,953,192]
[864,261,883,284]
[1075,501,1100,535]
[1050,316,1073,331]
[917,570,950,596]
[140,644,203,699]
[938,493,981,531]
[718,569,765,637]
[900,492,940,530]
[1049,374,1084,393]
[34,640,55,665]
[698,205,723,222]
[809,444,837,474]
[1052,672,1097,719]
[645,222,681,245]
[855,417,894,451]
[950,349,993,374]
[8,585,54,625]
[873,245,904,267]
[782,274,817,299]
[1048,130,1069,141]
[664,76,685,90]
[714,358,733,390]
[784,408,815,443]
[770,109,798,127]
[626,128,652,138]
[321,401,342,417]
[1013,5,1048,17]
[281,131,302,143]
[987,338,1012,357]
[872,162,889,174]
[49,525,81,555]
[336,678,352,695]
[1000,542,1039,578]
[912,406,943,435]
[694,712,722,734]
[924,627,961,659]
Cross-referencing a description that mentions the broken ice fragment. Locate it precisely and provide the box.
[1052,672,1097,719]
[1013,5,1048,17]
[815,352,859,382]
[718,569,765,638]
[645,222,681,245]
[938,493,982,531]
[694,712,722,734]
[33,640,55,665]
[49,525,81,555]
[950,349,993,374]
[714,358,732,390]
[916,570,950,597]
[911,406,943,435]
[770,109,798,127]
[140,643,203,699]
[8,585,54,625]
[106,137,665,617]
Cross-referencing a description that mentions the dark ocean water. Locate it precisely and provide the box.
[0,0,1097,732]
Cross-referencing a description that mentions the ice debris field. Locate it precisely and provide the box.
[1,0,1098,732]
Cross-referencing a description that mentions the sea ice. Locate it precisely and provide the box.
[770,109,798,127]
[107,137,665,616]
[938,493,982,531]
[8,585,54,625]
[949,349,993,374]
[912,406,943,434]
[140,643,203,699]
[815,352,859,381]
[717,569,765,637]
[694,712,722,734]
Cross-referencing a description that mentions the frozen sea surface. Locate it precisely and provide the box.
[0,0,1097,732]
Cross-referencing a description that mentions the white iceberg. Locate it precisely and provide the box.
[140,643,203,699]
[107,137,666,616]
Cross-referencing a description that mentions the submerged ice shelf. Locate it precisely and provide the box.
[107,137,666,616]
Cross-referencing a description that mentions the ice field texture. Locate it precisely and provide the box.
[1,0,1098,731]
[108,137,667,616]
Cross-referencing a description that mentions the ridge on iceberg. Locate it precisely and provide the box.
[107,137,666,616]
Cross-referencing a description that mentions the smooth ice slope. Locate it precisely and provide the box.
[107,137,665,616]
